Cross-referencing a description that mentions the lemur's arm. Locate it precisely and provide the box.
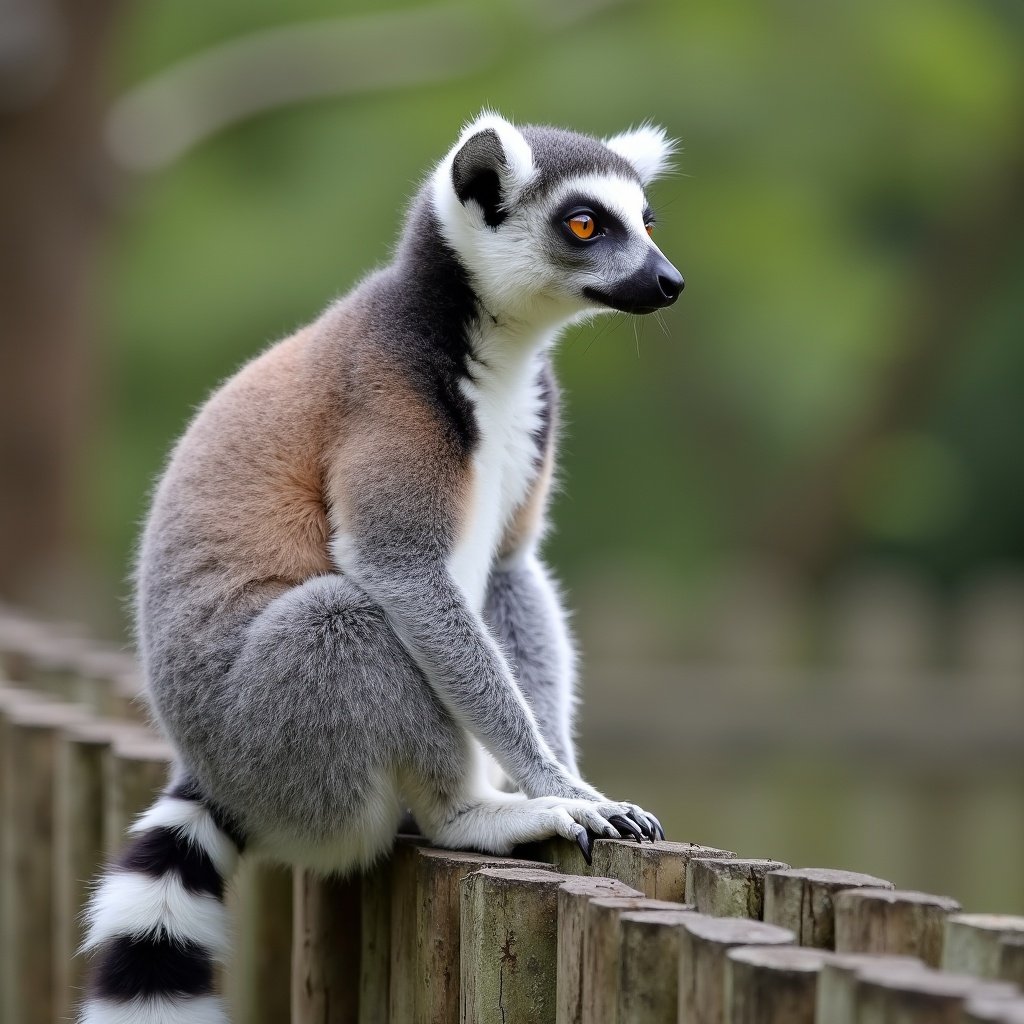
[327,394,594,803]
[484,556,578,776]
[484,366,579,775]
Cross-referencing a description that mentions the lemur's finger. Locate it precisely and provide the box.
[621,805,653,840]
[646,813,665,841]
[608,814,644,843]
[630,809,655,841]
[573,827,593,866]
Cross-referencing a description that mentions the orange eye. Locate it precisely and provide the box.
[645,223,654,236]
[568,214,596,239]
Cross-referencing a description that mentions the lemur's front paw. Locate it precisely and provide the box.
[592,800,665,843]
[534,795,665,850]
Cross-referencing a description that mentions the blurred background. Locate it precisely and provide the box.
[1,0,1022,911]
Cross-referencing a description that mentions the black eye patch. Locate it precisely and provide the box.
[550,195,630,239]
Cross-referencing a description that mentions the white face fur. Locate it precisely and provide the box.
[430,113,682,331]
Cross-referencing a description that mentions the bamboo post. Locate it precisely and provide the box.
[591,840,734,903]
[556,876,645,1024]
[103,731,173,848]
[416,848,556,1024]
[53,717,134,1023]
[460,867,571,1024]
[762,867,893,948]
[581,896,696,1024]
[677,914,795,1024]
[292,869,362,1024]
[0,701,90,1024]
[685,858,789,919]
[723,945,833,1024]
[227,861,294,1024]
[616,908,696,1022]
[942,914,1024,980]
[833,888,962,967]
[851,963,1017,1023]
[814,953,923,1024]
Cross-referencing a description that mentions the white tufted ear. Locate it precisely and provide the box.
[603,123,678,184]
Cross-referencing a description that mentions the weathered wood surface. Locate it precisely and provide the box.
[555,875,645,1024]
[814,953,923,1024]
[53,718,127,1023]
[724,945,834,1024]
[102,730,173,846]
[461,867,570,1024]
[227,861,294,1024]
[292,870,362,1024]
[686,857,789,920]
[942,914,1024,981]
[581,896,695,1024]
[762,867,893,948]
[962,994,1024,1023]
[591,839,734,903]
[851,962,1017,1023]
[833,887,962,967]
[677,913,795,1024]
[416,847,556,1024]
[0,700,90,1024]
[617,908,696,1022]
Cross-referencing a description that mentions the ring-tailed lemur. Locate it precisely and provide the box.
[80,112,683,1024]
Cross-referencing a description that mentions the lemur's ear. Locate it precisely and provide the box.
[449,112,535,227]
[603,123,677,185]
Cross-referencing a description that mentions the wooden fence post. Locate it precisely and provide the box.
[851,963,1017,1023]
[677,914,795,1024]
[53,717,132,1022]
[762,867,893,948]
[833,888,962,967]
[0,701,89,1024]
[591,840,734,903]
[227,861,294,1024]
[416,848,556,1024]
[616,908,697,1022]
[102,731,173,847]
[686,858,789,919]
[942,914,1024,980]
[292,869,362,1024]
[723,945,834,1024]
[460,867,570,1024]
[581,896,697,1024]
[815,953,923,1024]
[388,836,429,1020]
[962,994,1024,1023]
[556,876,645,1024]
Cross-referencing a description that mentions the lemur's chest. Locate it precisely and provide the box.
[448,360,545,612]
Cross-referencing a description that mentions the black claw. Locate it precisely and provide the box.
[574,829,593,865]
[609,814,644,843]
[648,814,665,841]
[631,811,655,841]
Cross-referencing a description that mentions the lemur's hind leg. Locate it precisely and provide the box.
[151,574,639,869]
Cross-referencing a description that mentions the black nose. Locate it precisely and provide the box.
[657,270,684,303]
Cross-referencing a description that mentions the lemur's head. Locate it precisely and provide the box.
[430,111,683,327]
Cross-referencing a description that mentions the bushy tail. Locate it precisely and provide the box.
[79,778,243,1024]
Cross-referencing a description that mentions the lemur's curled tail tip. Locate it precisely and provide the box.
[79,780,242,1024]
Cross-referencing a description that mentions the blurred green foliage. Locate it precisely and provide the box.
[88,0,1024,609]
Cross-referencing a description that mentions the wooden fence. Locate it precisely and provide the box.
[1,605,1023,1023]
